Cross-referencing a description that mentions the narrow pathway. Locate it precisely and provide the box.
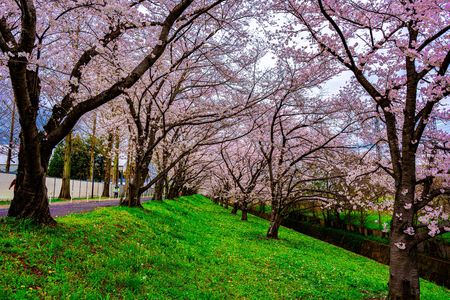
[0,198,151,218]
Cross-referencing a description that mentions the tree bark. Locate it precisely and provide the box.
[387,75,420,298]
[388,183,420,299]
[58,132,72,199]
[154,177,165,201]
[123,164,144,208]
[231,201,239,215]
[123,181,143,207]
[8,139,55,225]
[388,235,420,299]
[267,211,282,239]
[7,53,55,224]
[241,206,248,221]
[167,180,181,199]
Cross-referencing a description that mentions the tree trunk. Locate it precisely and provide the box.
[58,132,72,199]
[267,210,281,239]
[388,233,420,299]
[231,201,239,215]
[123,162,142,207]
[154,177,164,201]
[388,185,419,299]
[241,207,248,221]
[9,173,53,224]
[167,182,180,199]
[8,139,55,225]
[101,133,113,197]
[7,60,55,225]
[123,181,143,207]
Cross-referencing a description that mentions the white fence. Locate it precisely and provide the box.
[0,173,154,201]
[0,173,117,201]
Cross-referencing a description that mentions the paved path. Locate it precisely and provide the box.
[0,198,151,218]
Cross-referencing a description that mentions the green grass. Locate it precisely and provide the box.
[0,195,448,299]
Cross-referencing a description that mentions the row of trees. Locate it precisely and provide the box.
[0,0,255,223]
[1,0,448,299]
[202,1,450,299]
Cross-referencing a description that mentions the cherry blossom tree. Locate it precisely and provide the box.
[277,0,450,297]
[121,33,275,206]
[250,61,356,238]
[219,137,268,220]
[0,0,231,224]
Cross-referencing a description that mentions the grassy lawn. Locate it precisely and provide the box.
[0,195,448,299]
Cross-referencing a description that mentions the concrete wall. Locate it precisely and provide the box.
[0,173,15,200]
[0,173,154,201]
[0,173,111,200]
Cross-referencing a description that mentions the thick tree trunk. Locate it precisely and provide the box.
[123,181,143,208]
[58,132,72,199]
[267,211,282,239]
[388,185,419,299]
[123,158,148,208]
[388,233,420,299]
[7,59,55,225]
[385,53,421,299]
[9,173,53,224]
[8,140,55,225]
[231,201,239,215]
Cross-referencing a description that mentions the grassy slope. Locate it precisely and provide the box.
[0,195,448,299]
